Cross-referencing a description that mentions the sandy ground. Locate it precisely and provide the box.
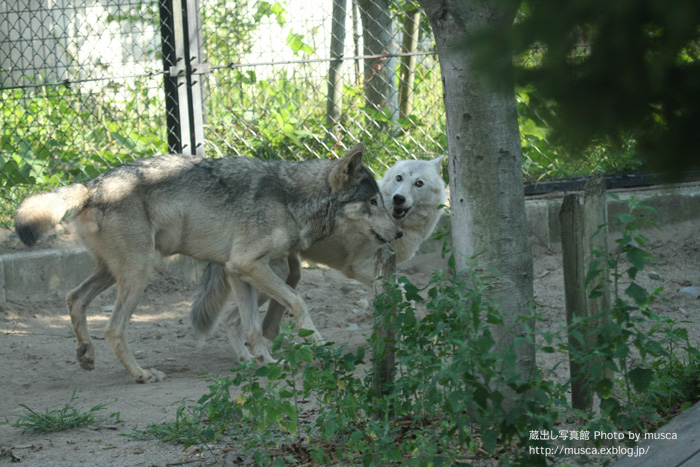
[1,220,699,466]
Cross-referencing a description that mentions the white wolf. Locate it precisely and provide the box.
[190,156,446,355]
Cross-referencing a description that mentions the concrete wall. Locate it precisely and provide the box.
[526,181,700,250]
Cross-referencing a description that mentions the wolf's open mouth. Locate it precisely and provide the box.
[393,205,410,219]
[372,230,389,243]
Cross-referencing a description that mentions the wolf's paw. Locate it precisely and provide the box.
[256,353,278,365]
[234,347,255,363]
[76,343,95,370]
[133,368,166,384]
[251,342,277,365]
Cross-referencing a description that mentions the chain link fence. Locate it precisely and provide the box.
[1,0,640,228]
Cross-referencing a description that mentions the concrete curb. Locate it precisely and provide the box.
[0,247,205,304]
[2,182,698,304]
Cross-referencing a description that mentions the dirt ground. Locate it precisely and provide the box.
[1,219,699,466]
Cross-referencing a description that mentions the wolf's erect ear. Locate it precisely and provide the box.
[329,143,365,193]
[432,155,445,172]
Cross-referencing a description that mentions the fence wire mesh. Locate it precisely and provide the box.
[1,0,639,229]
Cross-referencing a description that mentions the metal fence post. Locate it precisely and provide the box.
[159,0,206,156]
[159,0,184,154]
[181,0,207,157]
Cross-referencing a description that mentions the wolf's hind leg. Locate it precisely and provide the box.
[67,262,116,370]
[222,306,255,362]
[229,277,276,364]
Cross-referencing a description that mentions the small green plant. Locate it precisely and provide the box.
[135,267,566,465]
[368,267,565,465]
[3,387,114,434]
[130,398,223,448]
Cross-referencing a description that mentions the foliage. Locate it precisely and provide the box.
[517,84,643,181]
[135,269,565,465]
[0,80,168,225]
[203,1,287,68]
[2,388,117,434]
[205,66,446,174]
[476,0,700,174]
[370,267,565,465]
[565,194,700,433]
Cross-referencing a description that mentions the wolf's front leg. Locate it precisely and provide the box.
[262,254,301,341]
[104,271,165,383]
[233,260,323,343]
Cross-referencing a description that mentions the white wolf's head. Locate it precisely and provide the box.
[380,156,446,227]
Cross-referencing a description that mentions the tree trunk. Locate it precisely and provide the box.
[351,0,361,86]
[326,0,347,130]
[418,0,536,404]
[358,0,399,127]
[398,9,421,120]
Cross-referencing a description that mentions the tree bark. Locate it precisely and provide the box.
[418,0,536,404]
[358,0,399,127]
[326,0,347,130]
[398,9,421,120]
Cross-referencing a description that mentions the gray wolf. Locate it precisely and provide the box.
[14,143,402,383]
[190,156,445,353]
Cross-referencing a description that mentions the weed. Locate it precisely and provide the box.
[3,387,115,434]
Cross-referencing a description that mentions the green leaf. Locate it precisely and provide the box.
[286,32,314,56]
[481,429,498,453]
[625,282,648,307]
[584,260,602,289]
[297,345,314,363]
[628,367,653,393]
[521,118,549,140]
[626,246,648,272]
[616,213,635,226]
[595,378,613,399]
[298,328,315,338]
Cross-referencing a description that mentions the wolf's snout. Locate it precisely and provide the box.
[373,227,403,244]
[391,194,410,219]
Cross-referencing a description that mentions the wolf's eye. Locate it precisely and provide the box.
[395,175,403,182]
[415,180,424,187]
[370,198,378,206]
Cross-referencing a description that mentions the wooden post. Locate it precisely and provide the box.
[372,244,396,419]
[560,175,610,410]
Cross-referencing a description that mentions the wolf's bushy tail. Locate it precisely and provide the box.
[15,184,90,247]
[190,263,231,335]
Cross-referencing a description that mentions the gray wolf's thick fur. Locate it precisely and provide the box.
[15,143,402,383]
[190,156,446,352]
